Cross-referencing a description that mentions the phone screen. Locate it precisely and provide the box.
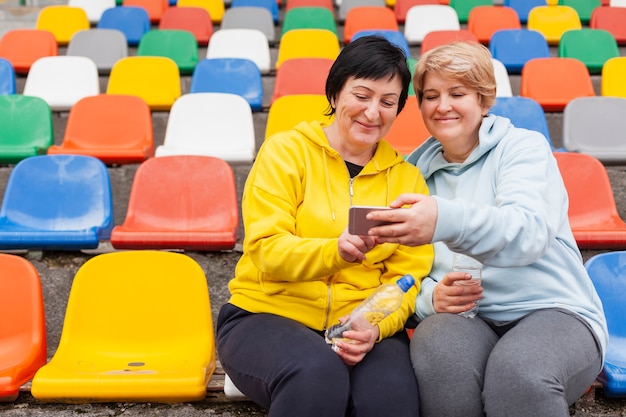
[348,206,393,235]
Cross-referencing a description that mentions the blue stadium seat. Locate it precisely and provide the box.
[489,96,557,149]
[503,0,547,23]
[489,29,551,74]
[0,58,15,95]
[97,6,151,45]
[350,30,410,58]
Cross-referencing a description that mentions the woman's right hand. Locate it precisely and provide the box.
[338,228,377,263]
[433,272,483,314]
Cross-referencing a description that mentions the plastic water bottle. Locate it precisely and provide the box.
[452,253,482,318]
[324,274,415,351]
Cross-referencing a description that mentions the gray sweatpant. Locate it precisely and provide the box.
[410,308,603,417]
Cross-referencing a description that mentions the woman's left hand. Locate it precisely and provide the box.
[333,326,379,366]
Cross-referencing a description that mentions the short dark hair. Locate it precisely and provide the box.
[324,36,411,117]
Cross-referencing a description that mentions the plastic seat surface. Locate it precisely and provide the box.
[47,94,154,164]
[558,28,620,74]
[553,151,626,249]
[230,0,279,23]
[220,7,275,43]
[0,58,15,95]
[177,0,225,23]
[123,0,168,23]
[338,0,386,21]
[489,29,551,74]
[68,0,116,24]
[110,156,239,250]
[558,0,601,24]
[394,0,440,23]
[190,58,263,111]
[155,92,256,162]
[610,0,626,5]
[591,6,626,45]
[285,0,333,12]
[343,6,399,44]
[584,251,626,397]
[503,0,547,23]
[562,96,626,163]
[420,29,478,54]
[404,5,461,45]
[467,6,521,44]
[206,28,271,74]
[107,56,181,111]
[159,6,214,46]
[384,96,431,155]
[0,95,52,164]
[520,57,595,112]
[265,94,332,139]
[137,29,199,74]
[66,29,129,74]
[23,56,100,111]
[36,5,90,46]
[97,6,151,45]
[271,57,333,104]
[489,96,553,147]
[281,7,338,38]
[351,30,410,58]
[527,5,582,45]
[0,29,58,74]
[0,155,113,250]
[30,250,216,402]
[602,57,626,98]
[0,254,47,402]
[275,29,340,70]
[448,0,493,23]
[492,58,513,97]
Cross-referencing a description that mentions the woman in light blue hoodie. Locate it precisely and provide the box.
[367,42,608,417]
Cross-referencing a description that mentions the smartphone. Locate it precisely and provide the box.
[348,206,393,235]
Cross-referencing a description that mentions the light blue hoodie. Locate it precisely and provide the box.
[406,114,608,356]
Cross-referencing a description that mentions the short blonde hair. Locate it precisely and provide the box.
[413,42,497,110]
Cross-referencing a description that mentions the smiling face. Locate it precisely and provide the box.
[420,72,490,162]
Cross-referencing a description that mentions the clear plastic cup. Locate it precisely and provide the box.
[452,253,482,318]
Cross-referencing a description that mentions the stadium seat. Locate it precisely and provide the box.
[35,5,90,46]
[338,0,386,22]
[558,0,602,25]
[97,6,151,45]
[404,5,461,45]
[467,6,521,44]
[610,0,626,5]
[0,155,113,251]
[159,6,214,46]
[155,93,256,162]
[220,7,276,43]
[68,0,116,24]
[190,58,263,111]
[602,57,626,98]
[123,0,168,23]
[265,94,331,139]
[285,0,333,12]
[206,29,271,74]
[23,56,100,111]
[489,96,553,148]
[520,57,595,112]
[558,28,619,74]
[343,6,399,43]
[110,155,239,250]
[30,250,216,402]
[271,57,333,104]
[281,7,338,38]
[420,29,478,54]
[492,58,513,97]
[394,0,440,23]
[562,96,626,163]
[0,95,52,164]
[137,29,199,75]
[553,151,626,249]
[448,0,493,23]
[351,30,410,58]
[107,56,181,111]
[66,28,128,74]
[275,29,340,70]
[584,251,626,398]
[0,58,15,95]
[503,0,547,24]
[47,94,154,164]
[177,0,225,23]
[0,29,58,75]
[230,0,279,23]
[527,5,582,45]
[489,29,551,74]
[384,96,431,156]
[0,254,47,402]
[591,6,626,45]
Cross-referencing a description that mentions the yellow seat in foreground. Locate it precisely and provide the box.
[31,250,215,403]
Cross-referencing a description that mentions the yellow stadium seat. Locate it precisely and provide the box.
[35,5,90,46]
[527,5,582,45]
[602,56,626,98]
[177,0,225,23]
[31,251,216,403]
[275,28,340,70]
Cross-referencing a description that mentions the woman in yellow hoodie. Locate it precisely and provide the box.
[216,36,433,417]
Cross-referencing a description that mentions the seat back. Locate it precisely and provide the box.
[467,5,521,44]
[156,92,256,162]
[47,94,154,164]
[265,94,332,139]
[230,0,279,23]
[36,5,90,46]
[281,7,338,38]
[558,0,602,24]
[343,6,398,43]
[68,0,116,24]
[404,5,461,45]
[602,56,626,98]
[384,96,431,155]
[271,57,333,104]
[0,95,53,164]
[0,155,113,250]
[137,29,199,75]
[275,29,340,70]
[111,155,239,250]
[123,0,168,23]
[30,250,216,403]
[492,58,513,97]
[206,28,271,74]
[97,6,151,45]
[220,6,276,43]
[159,6,214,46]
[285,0,334,12]
[562,96,626,163]
[590,6,626,45]
[177,0,225,23]
[520,57,595,111]
[351,30,410,58]
[527,5,582,45]
[107,56,181,110]
[338,0,386,21]
[448,0,493,23]
[0,29,58,74]
[0,254,47,402]
[394,0,440,23]
[67,28,129,74]
[503,0,547,23]
[420,29,478,54]
[558,28,619,74]
[0,58,15,95]
[489,28,551,73]
[489,96,552,146]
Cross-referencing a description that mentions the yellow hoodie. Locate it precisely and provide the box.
[228,121,434,340]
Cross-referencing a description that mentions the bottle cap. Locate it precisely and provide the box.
[397,274,415,292]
